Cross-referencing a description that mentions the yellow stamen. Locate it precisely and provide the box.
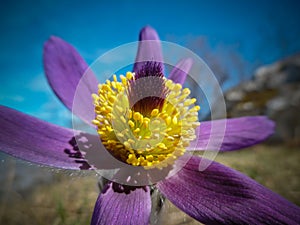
[151,109,159,117]
[92,73,200,170]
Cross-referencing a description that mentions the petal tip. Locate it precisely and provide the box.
[182,57,193,65]
[44,35,63,48]
[168,57,194,84]
[179,57,194,70]
[43,36,67,59]
[260,116,276,136]
[235,116,276,144]
[139,25,160,41]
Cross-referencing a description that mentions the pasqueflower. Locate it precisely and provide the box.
[0,26,299,225]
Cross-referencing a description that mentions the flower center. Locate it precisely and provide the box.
[92,65,200,170]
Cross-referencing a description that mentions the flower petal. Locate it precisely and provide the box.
[187,116,275,151]
[0,105,91,170]
[157,155,300,225]
[91,182,151,225]
[43,36,98,123]
[168,58,193,85]
[133,26,164,73]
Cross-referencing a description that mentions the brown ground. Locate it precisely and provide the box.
[0,144,299,225]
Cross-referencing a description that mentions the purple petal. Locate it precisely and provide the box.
[0,105,91,170]
[157,155,300,224]
[187,116,275,151]
[43,36,98,124]
[168,58,193,85]
[91,182,151,225]
[133,26,164,73]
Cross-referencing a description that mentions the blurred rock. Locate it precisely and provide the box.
[225,53,300,144]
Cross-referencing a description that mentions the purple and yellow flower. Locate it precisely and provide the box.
[1,26,300,225]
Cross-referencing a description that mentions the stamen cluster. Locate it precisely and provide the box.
[92,71,200,169]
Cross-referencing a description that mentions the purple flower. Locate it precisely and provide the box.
[0,26,300,225]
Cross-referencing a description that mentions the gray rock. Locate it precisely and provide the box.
[226,53,300,143]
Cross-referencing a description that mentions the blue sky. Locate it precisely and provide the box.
[0,0,300,126]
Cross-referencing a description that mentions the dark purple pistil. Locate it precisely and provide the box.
[128,62,167,116]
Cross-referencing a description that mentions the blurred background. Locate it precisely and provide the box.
[0,0,299,224]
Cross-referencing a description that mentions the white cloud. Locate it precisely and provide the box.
[27,74,50,93]
[33,99,72,127]
[0,95,25,102]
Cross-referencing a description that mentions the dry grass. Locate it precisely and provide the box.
[0,170,98,225]
[0,144,299,225]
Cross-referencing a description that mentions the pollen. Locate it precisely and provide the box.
[92,71,200,170]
